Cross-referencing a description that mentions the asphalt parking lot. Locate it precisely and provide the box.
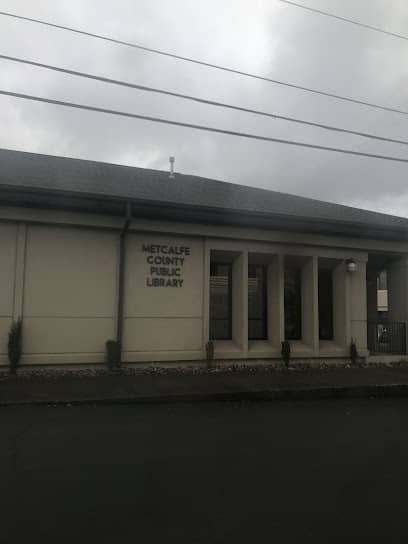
[2,398,408,543]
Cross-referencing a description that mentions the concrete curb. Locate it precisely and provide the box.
[2,383,408,407]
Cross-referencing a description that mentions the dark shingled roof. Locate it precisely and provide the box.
[1,148,408,238]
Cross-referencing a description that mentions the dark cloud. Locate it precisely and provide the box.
[1,0,408,215]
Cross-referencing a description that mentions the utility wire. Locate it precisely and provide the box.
[2,54,408,147]
[1,89,408,164]
[279,0,408,42]
[0,10,407,117]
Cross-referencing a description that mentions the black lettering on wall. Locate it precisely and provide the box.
[143,244,191,288]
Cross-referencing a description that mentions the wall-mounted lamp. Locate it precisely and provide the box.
[346,258,357,273]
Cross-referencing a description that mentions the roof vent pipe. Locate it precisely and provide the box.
[169,156,175,179]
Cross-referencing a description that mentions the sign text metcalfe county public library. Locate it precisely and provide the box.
[142,244,191,287]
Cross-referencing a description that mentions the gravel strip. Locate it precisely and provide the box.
[1,359,408,383]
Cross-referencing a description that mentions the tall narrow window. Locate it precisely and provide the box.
[378,270,387,291]
[377,270,388,315]
[210,262,232,340]
[318,268,334,340]
[284,266,302,340]
[248,264,267,340]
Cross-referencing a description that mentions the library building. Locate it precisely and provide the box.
[1,148,408,367]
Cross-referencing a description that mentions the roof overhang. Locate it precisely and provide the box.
[1,185,408,242]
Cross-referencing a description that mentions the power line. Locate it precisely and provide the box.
[1,89,408,164]
[279,0,408,42]
[3,54,408,147]
[0,10,407,117]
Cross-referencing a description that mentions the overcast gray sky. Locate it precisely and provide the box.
[1,0,408,216]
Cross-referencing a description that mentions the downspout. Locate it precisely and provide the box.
[116,202,132,363]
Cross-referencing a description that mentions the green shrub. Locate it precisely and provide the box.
[350,339,358,365]
[106,339,121,370]
[8,319,23,375]
[206,340,214,368]
[281,340,290,368]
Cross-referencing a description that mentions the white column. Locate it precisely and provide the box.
[202,245,211,350]
[268,254,284,350]
[350,260,368,355]
[333,261,350,349]
[232,251,248,353]
[301,256,319,354]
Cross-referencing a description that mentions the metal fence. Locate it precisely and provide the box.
[367,321,406,355]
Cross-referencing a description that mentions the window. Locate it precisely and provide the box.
[377,270,388,314]
[248,264,267,340]
[378,270,387,290]
[210,262,232,340]
[318,268,334,340]
[284,266,302,340]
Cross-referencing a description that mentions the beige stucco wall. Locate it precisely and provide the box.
[2,206,406,366]
[122,233,205,361]
[21,225,118,364]
[386,259,408,351]
[0,223,18,364]
[387,259,408,322]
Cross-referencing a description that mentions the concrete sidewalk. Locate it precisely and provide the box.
[3,365,408,405]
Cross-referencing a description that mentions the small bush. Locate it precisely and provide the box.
[206,340,214,368]
[350,339,358,365]
[8,319,23,375]
[106,339,121,370]
[281,340,290,368]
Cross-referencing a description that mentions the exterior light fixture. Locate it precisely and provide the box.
[346,259,357,273]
